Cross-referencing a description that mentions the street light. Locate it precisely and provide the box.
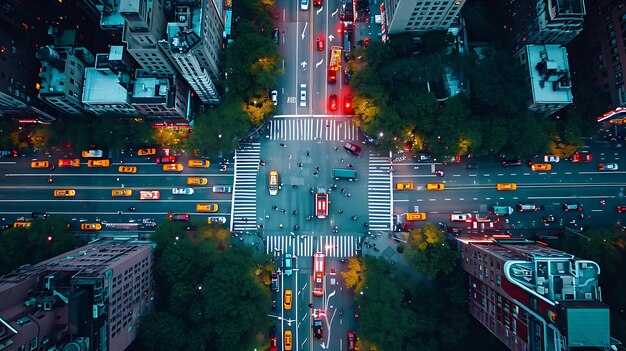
[379,132,384,138]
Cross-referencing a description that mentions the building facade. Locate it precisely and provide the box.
[37,45,96,116]
[383,0,466,35]
[158,0,224,105]
[569,0,626,109]
[516,44,573,116]
[457,237,611,351]
[509,0,586,53]
[120,0,177,77]
[0,239,154,351]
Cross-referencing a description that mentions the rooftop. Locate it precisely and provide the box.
[523,44,573,105]
[83,67,130,104]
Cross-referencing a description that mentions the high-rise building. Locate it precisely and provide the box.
[457,237,612,351]
[159,1,224,105]
[76,0,126,31]
[569,0,626,109]
[0,239,154,351]
[515,44,573,116]
[509,0,586,53]
[120,0,177,77]
[382,0,466,35]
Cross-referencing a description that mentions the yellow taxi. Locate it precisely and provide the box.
[406,212,427,221]
[187,177,208,185]
[284,290,292,310]
[54,189,76,197]
[530,163,552,171]
[87,159,110,167]
[81,223,102,231]
[112,189,133,197]
[188,159,210,168]
[497,183,517,191]
[163,164,183,172]
[284,330,292,351]
[13,221,31,228]
[31,160,49,169]
[196,203,218,213]
[137,148,157,156]
[426,183,444,191]
[395,182,414,190]
[118,166,137,173]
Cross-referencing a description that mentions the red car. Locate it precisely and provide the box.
[269,336,277,351]
[347,332,357,350]
[572,152,592,162]
[316,35,325,51]
[329,94,338,111]
[343,142,362,156]
[58,158,80,167]
[156,156,176,164]
[344,95,353,113]
[617,206,626,214]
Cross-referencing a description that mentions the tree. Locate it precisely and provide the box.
[0,216,85,275]
[342,257,365,293]
[403,223,457,279]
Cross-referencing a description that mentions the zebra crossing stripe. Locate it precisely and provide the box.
[367,153,392,230]
[231,143,260,232]
[268,118,361,141]
[265,235,360,257]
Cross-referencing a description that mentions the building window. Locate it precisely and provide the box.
[29,338,37,351]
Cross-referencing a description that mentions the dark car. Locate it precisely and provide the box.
[542,215,555,223]
[0,150,17,158]
[414,153,432,163]
[466,163,478,170]
[273,28,279,43]
[501,159,522,167]
[563,203,583,212]
[313,319,323,340]
[618,206,626,214]
[168,213,190,221]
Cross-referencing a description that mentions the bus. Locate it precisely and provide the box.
[269,170,279,195]
[313,252,325,297]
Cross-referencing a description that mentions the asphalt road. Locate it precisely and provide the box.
[0,155,234,233]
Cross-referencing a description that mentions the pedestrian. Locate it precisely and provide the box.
[335,146,339,151]
[280,143,286,147]
[293,210,297,215]
[340,158,344,162]
[280,223,284,228]
[338,209,343,213]
[364,223,369,227]
[341,188,345,193]
[289,155,292,160]
[266,215,270,219]
[306,151,310,156]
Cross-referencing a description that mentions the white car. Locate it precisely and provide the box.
[300,0,309,11]
[207,216,227,224]
[449,213,473,222]
[271,90,278,106]
[598,163,618,171]
[544,155,560,163]
[172,188,195,195]
[299,84,307,107]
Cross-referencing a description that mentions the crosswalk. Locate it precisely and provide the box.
[267,117,361,141]
[231,142,260,232]
[367,154,392,230]
[266,235,361,258]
